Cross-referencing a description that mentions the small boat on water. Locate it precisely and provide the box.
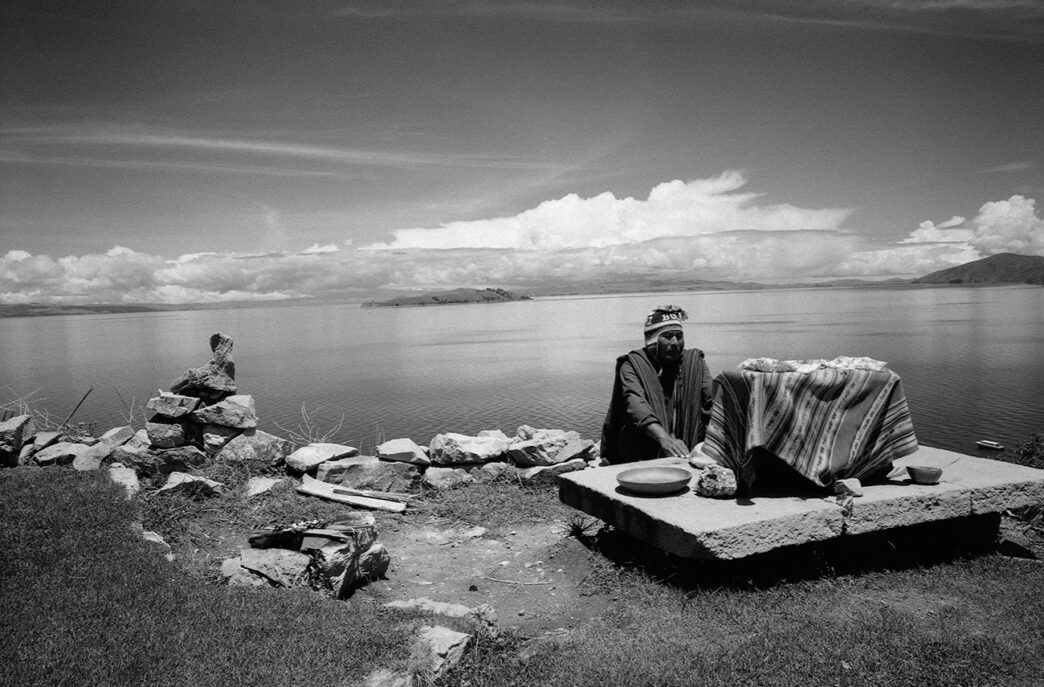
[976,440,1004,450]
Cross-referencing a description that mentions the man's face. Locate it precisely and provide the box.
[655,327,684,362]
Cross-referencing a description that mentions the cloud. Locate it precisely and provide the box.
[3,180,1040,304]
[969,195,1044,255]
[899,216,972,243]
[978,161,1037,174]
[840,193,1043,277]
[368,172,853,250]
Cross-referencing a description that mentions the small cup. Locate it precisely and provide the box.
[907,465,942,485]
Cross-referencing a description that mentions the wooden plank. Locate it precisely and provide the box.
[298,475,407,512]
[332,486,416,503]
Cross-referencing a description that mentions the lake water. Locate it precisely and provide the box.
[2,286,1042,456]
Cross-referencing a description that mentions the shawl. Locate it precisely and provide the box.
[601,347,708,464]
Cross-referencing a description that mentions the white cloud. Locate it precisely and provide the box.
[4,180,1040,304]
[900,216,971,244]
[301,243,340,254]
[969,195,1044,256]
[368,171,853,250]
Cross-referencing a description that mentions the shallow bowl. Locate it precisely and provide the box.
[907,465,943,485]
[616,466,692,495]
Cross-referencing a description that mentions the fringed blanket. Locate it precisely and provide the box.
[703,369,918,489]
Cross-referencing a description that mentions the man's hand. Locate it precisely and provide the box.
[646,423,689,458]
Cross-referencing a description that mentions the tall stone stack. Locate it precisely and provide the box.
[98,333,290,483]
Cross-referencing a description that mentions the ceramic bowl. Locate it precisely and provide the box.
[616,466,692,495]
[907,465,943,484]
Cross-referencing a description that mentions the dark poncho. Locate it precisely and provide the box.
[601,347,710,464]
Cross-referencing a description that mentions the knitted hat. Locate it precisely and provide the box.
[644,305,687,346]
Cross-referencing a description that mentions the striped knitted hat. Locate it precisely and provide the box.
[644,305,687,346]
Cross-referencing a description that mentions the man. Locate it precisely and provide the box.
[601,305,714,463]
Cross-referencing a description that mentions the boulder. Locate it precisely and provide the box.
[221,557,268,588]
[555,438,596,463]
[33,441,90,467]
[141,529,175,561]
[519,458,589,486]
[413,626,472,680]
[695,464,737,498]
[245,476,283,498]
[201,424,242,456]
[335,459,420,493]
[24,430,61,463]
[470,461,518,483]
[312,538,387,598]
[356,543,390,583]
[429,432,510,465]
[96,425,136,447]
[0,414,35,467]
[376,437,430,465]
[507,429,584,467]
[232,548,311,588]
[146,391,200,419]
[156,471,225,497]
[190,394,257,429]
[423,467,474,490]
[114,445,207,478]
[108,463,140,498]
[477,429,511,441]
[72,441,117,471]
[384,598,498,632]
[316,455,379,482]
[146,418,191,449]
[215,428,289,467]
[170,332,237,403]
[126,428,150,450]
[834,478,864,497]
[285,442,358,474]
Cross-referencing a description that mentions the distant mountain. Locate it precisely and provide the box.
[912,253,1044,285]
[0,303,161,318]
[361,287,531,308]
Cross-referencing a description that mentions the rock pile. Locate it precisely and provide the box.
[222,514,390,598]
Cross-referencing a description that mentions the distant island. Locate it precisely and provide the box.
[0,303,162,318]
[912,253,1044,285]
[361,287,532,308]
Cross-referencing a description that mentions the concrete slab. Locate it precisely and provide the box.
[558,446,1044,560]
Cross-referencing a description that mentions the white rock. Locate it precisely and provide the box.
[429,432,510,464]
[519,458,589,485]
[189,394,258,429]
[238,548,311,587]
[285,442,359,473]
[33,441,90,467]
[423,467,474,490]
[413,626,472,680]
[108,463,140,498]
[834,478,864,497]
[156,471,225,497]
[376,437,430,465]
[245,476,282,497]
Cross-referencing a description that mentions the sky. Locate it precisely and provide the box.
[1,0,1043,304]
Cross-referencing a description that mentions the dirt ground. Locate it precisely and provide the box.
[352,516,615,636]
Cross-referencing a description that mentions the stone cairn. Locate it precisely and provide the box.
[0,332,605,598]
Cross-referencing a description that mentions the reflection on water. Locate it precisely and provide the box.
[2,286,1042,455]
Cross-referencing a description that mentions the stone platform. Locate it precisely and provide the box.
[558,446,1044,560]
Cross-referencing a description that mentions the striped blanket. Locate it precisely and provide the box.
[703,368,918,489]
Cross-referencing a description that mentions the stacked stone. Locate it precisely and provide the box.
[221,513,390,598]
[111,333,291,485]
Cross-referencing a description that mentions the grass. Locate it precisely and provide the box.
[0,469,421,687]
[3,429,1044,686]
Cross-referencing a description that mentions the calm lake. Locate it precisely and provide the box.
[2,286,1042,456]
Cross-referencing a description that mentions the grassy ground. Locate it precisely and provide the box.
[3,452,1044,686]
[0,469,429,687]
